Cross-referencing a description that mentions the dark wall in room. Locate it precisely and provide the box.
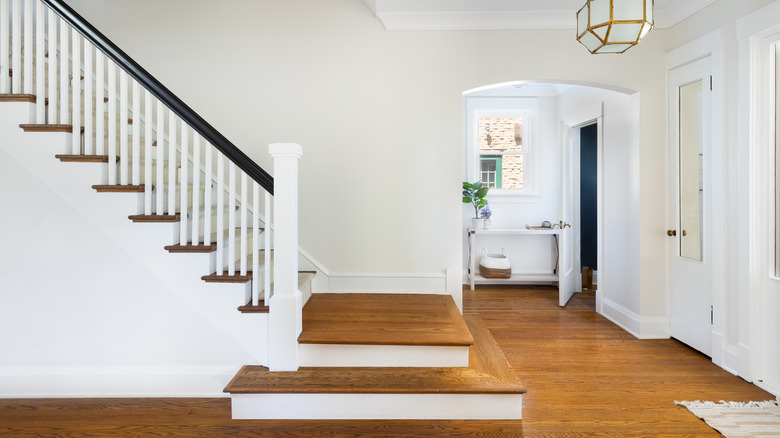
[580,124,598,270]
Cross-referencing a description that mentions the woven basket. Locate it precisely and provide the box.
[479,248,511,279]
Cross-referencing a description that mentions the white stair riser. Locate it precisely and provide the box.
[298,344,469,367]
[231,393,522,420]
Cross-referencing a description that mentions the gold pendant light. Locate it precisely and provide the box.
[577,0,654,54]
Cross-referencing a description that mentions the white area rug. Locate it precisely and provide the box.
[676,400,780,437]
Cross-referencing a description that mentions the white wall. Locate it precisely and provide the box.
[0,103,264,396]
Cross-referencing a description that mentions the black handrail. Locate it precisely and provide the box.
[42,0,274,195]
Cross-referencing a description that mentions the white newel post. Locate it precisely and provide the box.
[268,143,302,372]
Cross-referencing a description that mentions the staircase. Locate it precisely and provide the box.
[0,0,524,419]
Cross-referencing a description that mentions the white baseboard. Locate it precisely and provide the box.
[0,365,238,398]
[600,297,669,339]
[299,344,469,367]
[324,272,448,294]
[231,393,522,420]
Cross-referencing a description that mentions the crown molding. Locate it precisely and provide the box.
[364,0,715,31]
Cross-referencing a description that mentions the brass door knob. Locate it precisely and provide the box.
[682,230,687,236]
[563,222,571,228]
[667,229,677,237]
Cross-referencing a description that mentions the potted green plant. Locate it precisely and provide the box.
[462,181,489,229]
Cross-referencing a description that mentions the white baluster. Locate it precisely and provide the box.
[71,32,81,154]
[11,0,20,93]
[144,90,152,215]
[94,50,104,155]
[240,172,248,276]
[216,153,224,274]
[252,182,260,306]
[228,161,236,276]
[179,123,189,245]
[58,19,67,123]
[264,191,272,302]
[34,0,44,122]
[22,0,31,94]
[1,0,9,94]
[192,134,201,245]
[119,70,128,184]
[155,100,164,214]
[204,144,212,246]
[83,40,93,154]
[46,8,55,123]
[167,110,176,215]
[107,61,116,184]
[132,80,140,185]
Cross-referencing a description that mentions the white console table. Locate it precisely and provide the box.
[467,227,560,291]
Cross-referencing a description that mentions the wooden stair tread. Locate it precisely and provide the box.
[129,214,181,223]
[224,365,525,395]
[93,185,145,193]
[237,300,269,313]
[164,242,218,253]
[202,272,253,283]
[0,94,37,103]
[298,294,474,347]
[20,124,85,133]
[55,154,112,163]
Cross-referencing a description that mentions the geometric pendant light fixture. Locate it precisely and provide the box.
[576,0,654,54]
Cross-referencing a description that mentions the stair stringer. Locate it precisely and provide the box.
[0,102,268,395]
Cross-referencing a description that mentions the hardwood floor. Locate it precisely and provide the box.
[0,286,773,437]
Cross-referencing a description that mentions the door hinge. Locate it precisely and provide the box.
[710,76,713,91]
[710,305,714,325]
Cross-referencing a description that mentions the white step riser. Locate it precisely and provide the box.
[231,393,522,420]
[298,344,469,368]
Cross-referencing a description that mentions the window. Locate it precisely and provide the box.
[480,156,502,188]
[478,116,525,190]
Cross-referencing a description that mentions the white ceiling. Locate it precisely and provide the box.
[363,0,716,31]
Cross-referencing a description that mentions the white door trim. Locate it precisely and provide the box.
[737,0,780,393]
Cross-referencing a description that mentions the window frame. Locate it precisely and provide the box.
[466,99,539,198]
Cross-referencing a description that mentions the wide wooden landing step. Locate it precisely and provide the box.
[298,293,473,347]
[224,314,524,419]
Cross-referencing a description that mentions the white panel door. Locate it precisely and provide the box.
[559,124,576,306]
[668,56,713,356]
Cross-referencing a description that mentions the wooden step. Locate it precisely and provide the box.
[0,94,36,103]
[298,293,474,347]
[19,124,85,133]
[164,242,217,253]
[237,300,269,313]
[55,154,113,163]
[201,272,253,283]
[224,314,524,419]
[129,214,181,223]
[92,185,145,193]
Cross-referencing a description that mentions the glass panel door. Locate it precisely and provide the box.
[679,80,704,261]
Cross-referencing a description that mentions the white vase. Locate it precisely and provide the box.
[472,218,484,229]
[483,219,491,229]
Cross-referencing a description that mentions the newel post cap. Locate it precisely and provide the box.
[269,143,303,158]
